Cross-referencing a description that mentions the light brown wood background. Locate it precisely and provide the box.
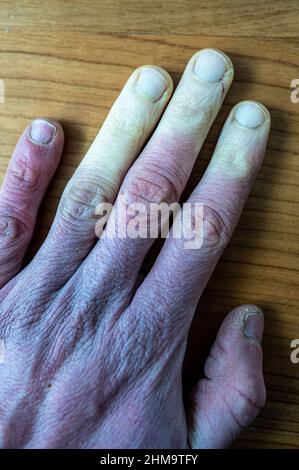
[0,0,298,448]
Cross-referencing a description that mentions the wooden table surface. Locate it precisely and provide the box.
[0,1,298,448]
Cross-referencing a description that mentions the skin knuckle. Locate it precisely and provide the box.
[202,204,231,249]
[175,204,204,249]
[0,212,28,248]
[9,159,41,193]
[235,374,266,417]
[58,177,109,226]
[215,135,253,178]
[168,91,214,129]
[108,107,145,142]
[125,167,178,205]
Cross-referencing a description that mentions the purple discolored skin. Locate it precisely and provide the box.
[0,51,270,448]
[0,119,64,288]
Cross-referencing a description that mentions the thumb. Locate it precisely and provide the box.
[187,305,266,448]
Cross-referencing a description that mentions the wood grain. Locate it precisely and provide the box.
[0,0,299,37]
[0,2,299,449]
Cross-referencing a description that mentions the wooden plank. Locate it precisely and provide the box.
[0,0,298,37]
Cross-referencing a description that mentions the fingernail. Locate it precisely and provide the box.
[135,68,168,102]
[234,102,267,128]
[30,119,56,144]
[194,49,230,82]
[244,308,264,344]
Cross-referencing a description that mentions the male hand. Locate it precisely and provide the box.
[0,49,269,448]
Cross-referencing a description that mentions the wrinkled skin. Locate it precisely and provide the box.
[0,49,269,448]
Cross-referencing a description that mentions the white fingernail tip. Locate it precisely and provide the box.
[234,102,268,128]
[136,68,168,102]
[194,49,231,83]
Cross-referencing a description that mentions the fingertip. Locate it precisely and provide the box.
[208,101,270,179]
[7,118,64,187]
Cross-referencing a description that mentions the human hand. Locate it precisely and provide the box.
[0,49,270,448]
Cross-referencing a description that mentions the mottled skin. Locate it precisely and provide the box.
[0,50,270,448]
